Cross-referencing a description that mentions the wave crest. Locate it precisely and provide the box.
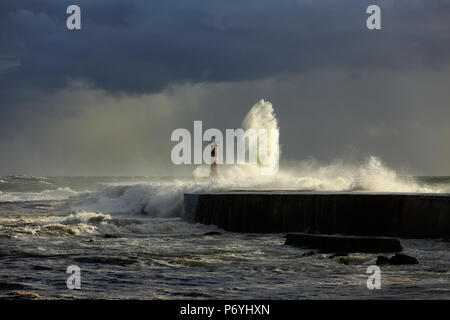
[0,187,82,202]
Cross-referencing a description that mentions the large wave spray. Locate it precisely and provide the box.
[70,99,446,220]
[242,99,280,172]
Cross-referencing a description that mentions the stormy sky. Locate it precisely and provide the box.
[1,0,449,176]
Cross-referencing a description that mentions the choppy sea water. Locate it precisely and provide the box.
[0,176,449,299]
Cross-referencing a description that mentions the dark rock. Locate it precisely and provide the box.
[103,234,120,239]
[329,253,348,259]
[285,233,402,253]
[0,282,28,290]
[203,231,222,236]
[74,256,138,266]
[338,258,349,265]
[376,256,391,265]
[302,251,315,257]
[376,253,419,265]
[32,265,52,271]
[389,253,419,265]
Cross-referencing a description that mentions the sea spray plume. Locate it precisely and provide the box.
[242,99,280,175]
[193,99,281,181]
[280,156,442,193]
[354,156,438,193]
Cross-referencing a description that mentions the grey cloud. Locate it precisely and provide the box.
[1,0,450,98]
[0,0,449,175]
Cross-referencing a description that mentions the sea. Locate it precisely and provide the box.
[0,174,449,300]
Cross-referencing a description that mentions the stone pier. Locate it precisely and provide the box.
[184,191,450,238]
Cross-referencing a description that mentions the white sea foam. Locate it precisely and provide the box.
[0,187,82,202]
[19,209,218,236]
[38,180,53,185]
[21,223,98,236]
[18,212,110,236]
[61,211,112,224]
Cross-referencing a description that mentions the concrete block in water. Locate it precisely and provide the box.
[285,233,402,253]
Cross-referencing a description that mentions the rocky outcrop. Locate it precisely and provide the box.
[376,253,419,265]
[202,231,222,236]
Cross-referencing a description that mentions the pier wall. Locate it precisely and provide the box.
[183,192,450,238]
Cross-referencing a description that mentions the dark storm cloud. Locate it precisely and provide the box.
[1,0,450,175]
[1,0,450,98]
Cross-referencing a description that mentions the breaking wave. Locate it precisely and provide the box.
[0,187,83,202]
[19,211,218,236]
[72,181,219,218]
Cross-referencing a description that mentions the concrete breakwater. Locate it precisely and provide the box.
[285,233,402,253]
[183,192,450,238]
